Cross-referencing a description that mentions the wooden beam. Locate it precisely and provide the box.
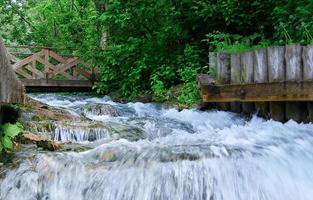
[13,50,44,70]
[49,50,67,63]
[199,80,313,103]
[21,79,93,88]
[47,58,79,78]
[73,67,92,79]
[24,65,44,78]
[15,69,33,79]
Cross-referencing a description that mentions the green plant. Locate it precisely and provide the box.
[0,122,23,152]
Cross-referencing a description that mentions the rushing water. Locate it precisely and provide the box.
[1,94,313,200]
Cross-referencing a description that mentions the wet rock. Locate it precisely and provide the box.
[108,122,145,141]
[36,140,63,151]
[83,103,119,117]
[101,150,118,162]
[20,131,43,144]
[22,98,83,122]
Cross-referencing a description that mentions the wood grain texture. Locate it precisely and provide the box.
[0,37,25,104]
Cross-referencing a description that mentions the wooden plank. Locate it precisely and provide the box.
[73,67,92,79]
[254,48,269,118]
[303,45,313,122]
[267,46,285,121]
[35,56,77,78]
[285,44,304,122]
[15,68,33,79]
[230,53,241,113]
[217,53,230,83]
[48,58,79,77]
[24,65,44,78]
[13,50,44,70]
[241,51,254,114]
[200,81,313,102]
[21,79,93,88]
[216,52,231,110]
[49,50,67,63]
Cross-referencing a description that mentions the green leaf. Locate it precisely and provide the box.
[2,136,13,150]
[2,123,23,138]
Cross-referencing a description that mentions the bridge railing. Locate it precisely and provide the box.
[7,47,98,82]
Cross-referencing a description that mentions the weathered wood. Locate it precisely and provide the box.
[12,50,44,70]
[10,48,96,92]
[209,52,217,68]
[0,37,25,104]
[217,53,230,83]
[285,44,302,81]
[303,45,313,81]
[48,58,79,78]
[253,48,269,118]
[267,46,285,121]
[230,53,241,113]
[73,67,92,80]
[268,46,285,82]
[24,64,44,79]
[216,52,231,110]
[241,51,254,114]
[303,45,313,121]
[16,68,33,79]
[285,44,303,122]
[21,79,93,87]
[200,81,313,103]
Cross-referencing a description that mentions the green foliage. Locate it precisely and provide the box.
[0,122,23,152]
[1,0,313,106]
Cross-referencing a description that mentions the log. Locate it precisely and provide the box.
[285,44,304,122]
[303,45,313,121]
[241,51,254,115]
[267,46,285,121]
[254,48,269,118]
[216,52,230,110]
[230,53,241,113]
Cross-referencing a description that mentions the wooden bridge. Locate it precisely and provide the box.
[8,47,98,92]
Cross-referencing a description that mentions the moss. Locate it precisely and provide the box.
[31,115,42,121]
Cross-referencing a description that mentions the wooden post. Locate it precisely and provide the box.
[32,59,36,79]
[216,52,231,110]
[268,46,285,121]
[241,51,254,115]
[230,53,241,113]
[285,44,305,122]
[303,45,313,122]
[254,48,269,118]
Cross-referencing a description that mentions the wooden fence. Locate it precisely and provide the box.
[198,44,313,122]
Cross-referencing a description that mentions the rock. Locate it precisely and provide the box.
[83,103,119,117]
[101,150,118,162]
[36,140,63,151]
[22,98,83,122]
[21,131,43,143]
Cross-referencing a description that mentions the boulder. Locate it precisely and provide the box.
[83,103,119,117]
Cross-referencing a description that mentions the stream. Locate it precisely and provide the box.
[1,94,313,200]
